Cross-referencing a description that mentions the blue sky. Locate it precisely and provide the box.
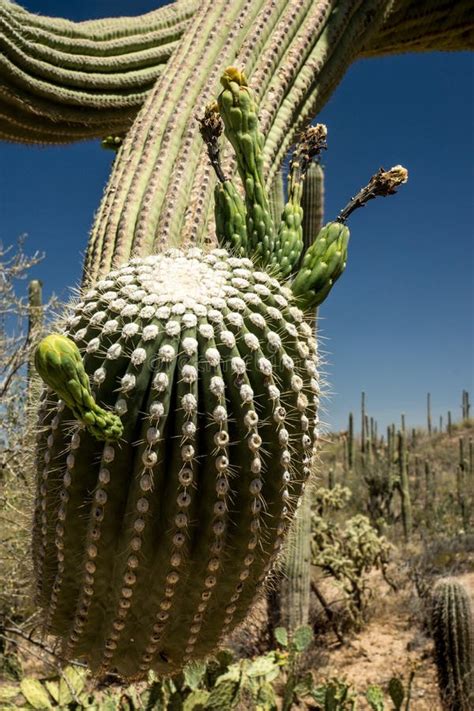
[0,1,472,434]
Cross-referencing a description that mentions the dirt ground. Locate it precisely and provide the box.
[311,571,474,710]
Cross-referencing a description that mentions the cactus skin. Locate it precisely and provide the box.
[291,221,349,309]
[218,68,275,264]
[431,579,474,711]
[33,249,319,678]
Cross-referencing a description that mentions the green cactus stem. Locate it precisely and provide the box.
[35,334,123,442]
[271,124,327,278]
[431,579,474,711]
[397,429,412,542]
[361,391,367,454]
[462,389,470,420]
[301,161,325,257]
[348,412,354,470]
[199,100,248,256]
[291,166,408,309]
[217,67,275,264]
[276,138,326,635]
[269,170,285,228]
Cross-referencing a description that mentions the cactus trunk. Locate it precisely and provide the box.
[431,579,474,711]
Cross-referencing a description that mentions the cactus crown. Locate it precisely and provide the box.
[33,67,406,678]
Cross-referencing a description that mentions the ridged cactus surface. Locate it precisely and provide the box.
[431,579,474,711]
[33,248,319,677]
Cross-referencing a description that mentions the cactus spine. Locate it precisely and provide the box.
[431,579,474,711]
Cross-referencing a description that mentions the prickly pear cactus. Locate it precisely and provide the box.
[33,68,406,678]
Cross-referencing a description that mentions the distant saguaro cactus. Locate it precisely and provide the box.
[431,579,474,711]
[278,156,326,634]
[397,429,412,541]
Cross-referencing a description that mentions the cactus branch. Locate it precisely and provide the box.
[291,166,407,309]
[0,0,197,143]
[35,334,123,441]
[269,124,327,278]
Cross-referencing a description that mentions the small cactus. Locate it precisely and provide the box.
[431,579,474,711]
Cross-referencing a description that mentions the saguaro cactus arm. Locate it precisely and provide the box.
[35,334,123,441]
[291,166,408,309]
[199,102,248,256]
[270,125,327,278]
[0,1,472,145]
[217,67,275,263]
[0,0,197,143]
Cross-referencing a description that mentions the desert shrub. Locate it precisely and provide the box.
[311,485,395,626]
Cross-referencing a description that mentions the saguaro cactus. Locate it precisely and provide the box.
[33,69,407,676]
[2,0,471,683]
[278,155,326,635]
[431,579,474,711]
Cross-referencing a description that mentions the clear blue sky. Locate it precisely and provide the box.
[1,1,473,434]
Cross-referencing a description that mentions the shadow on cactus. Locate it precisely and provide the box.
[32,67,407,678]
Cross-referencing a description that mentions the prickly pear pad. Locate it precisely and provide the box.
[34,247,319,677]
